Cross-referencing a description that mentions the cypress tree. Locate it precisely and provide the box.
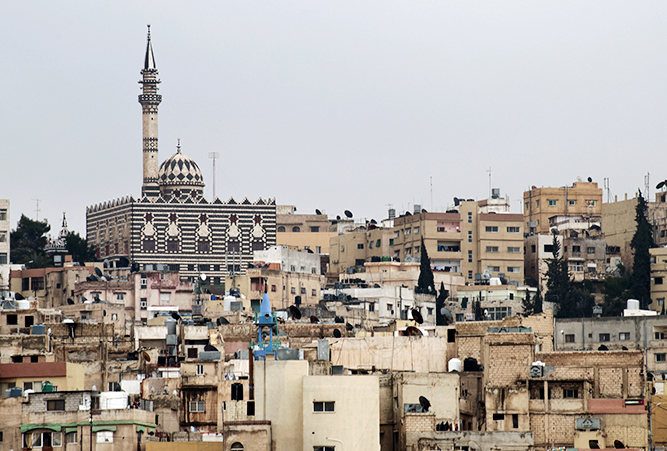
[417,237,435,294]
[630,190,655,309]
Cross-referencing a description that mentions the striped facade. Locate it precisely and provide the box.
[86,196,276,281]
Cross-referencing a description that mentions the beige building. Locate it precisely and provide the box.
[524,180,603,235]
[276,205,337,255]
[329,226,394,274]
[0,361,86,393]
[651,247,667,312]
[0,199,9,287]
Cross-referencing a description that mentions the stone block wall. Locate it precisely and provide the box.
[404,412,435,432]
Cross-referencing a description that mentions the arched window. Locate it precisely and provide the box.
[292,226,300,232]
[230,443,244,451]
[277,226,285,233]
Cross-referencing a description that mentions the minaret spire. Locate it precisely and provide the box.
[139,24,162,198]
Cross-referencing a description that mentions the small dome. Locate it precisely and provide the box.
[158,142,205,200]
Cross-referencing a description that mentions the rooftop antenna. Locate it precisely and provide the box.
[32,198,41,221]
[603,177,610,203]
[486,167,492,199]
[430,176,433,212]
[645,172,651,200]
[208,151,220,199]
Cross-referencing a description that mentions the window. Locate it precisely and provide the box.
[467,231,472,242]
[143,239,156,252]
[486,246,499,253]
[357,243,364,250]
[507,247,521,253]
[31,277,44,291]
[599,333,610,342]
[116,293,125,301]
[485,226,498,233]
[197,240,211,252]
[277,226,285,233]
[507,226,520,233]
[314,447,335,451]
[571,245,581,253]
[313,401,335,412]
[167,240,179,252]
[227,240,240,252]
[188,348,198,359]
[565,334,575,343]
[512,414,519,429]
[468,250,473,263]
[66,432,77,444]
[47,399,66,411]
[140,275,147,289]
[0,209,6,221]
[586,200,597,207]
[507,267,521,273]
[564,389,579,398]
[656,277,664,285]
[404,228,411,235]
[467,212,472,223]
[189,401,205,412]
[310,226,320,232]
[312,289,316,297]
[160,292,171,302]
[300,287,306,295]
[587,247,595,254]
[536,200,540,207]
[231,383,244,401]
[340,245,345,252]
[271,285,277,292]
[111,314,118,321]
[568,200,576,206]
[413,227,419,234]
[140,298,147,310]
[292,226,301,232]
[291,287,296,294]
[231,443,244,451]
[548,199,557,206]
[468,270,473,279]
[196,364,204,375]
[7,314,17,325]
[657,353,666,362]
[492,413,504,421]
[376,239,381,247]
[97,431,113,443]
[316,246,321,253]
[0,253,6,264]
[486,307,511,320]
[619,332,630,341]
[369,303,375,312]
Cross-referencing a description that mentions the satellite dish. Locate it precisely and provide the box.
[589,440,601,449]
[310,315,319,324]
[216,317,229,325]
[333,329,342,338]
[419,396,431,412]
[142,351,151,362]
[370,219,377,224]
[405,326,422,336]
[315,209,322,215]
[657,181,666,190]
[15,293,24,300]
[422,209,427,213]
[550,228,559,235]
[345,323,353,331]
[405,211,411,216]
[171,312,181,321]
[614,440,625,449]
[440,307,453,324]
[288,305,302,320]
[598,344,608,351]
[587,177,593,182]
[204,344,218,352]
[411,308,424,324]
[94,267,103,277]
[344,210,353,218]
[334,316,344,323]
[200,273,207,281]
[336,215,341,220]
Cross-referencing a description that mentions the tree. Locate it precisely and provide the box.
[473,299,483,321]
[630,190,655,309]
[10,214,50,268]
[65,231,97,264]
[545,232,569,305]
[602,264,631,316]
[533,288,543,314]
[416,237,435,294]
[435,282,449,325]
[522,290,534,316]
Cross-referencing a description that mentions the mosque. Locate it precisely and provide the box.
[86,27,276,284]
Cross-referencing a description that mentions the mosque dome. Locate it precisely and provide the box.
[158,142,205,199]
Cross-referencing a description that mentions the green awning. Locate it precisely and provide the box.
[21,424,62,433]
[64,427,78,434]
[92,426,117,432]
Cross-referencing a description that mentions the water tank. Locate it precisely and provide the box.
[492,188,500,199]
[414,204,422,214]
[448,358,462,372]
[223,296,236,311]
[165,318,177,335]
[388,208,396,220]
[17,300,30,310]
[627,299,640,310]
[42,381,54,392]
[489,277,502,286]
[5,387,21,398]
[100,391,129,409]
[31,324,45,335]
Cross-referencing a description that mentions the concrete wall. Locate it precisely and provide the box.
[302,375,380,451]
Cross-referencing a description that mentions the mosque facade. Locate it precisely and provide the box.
[86,27,276,284]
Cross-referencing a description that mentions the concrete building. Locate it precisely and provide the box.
[652,247,667,313]
[86,28,276,281]
[0,361,85,393]
[451,284,537,322]
[329,225,394,274]
[276,205,337,255]
[524,233,564,292]
[524,180,603,235]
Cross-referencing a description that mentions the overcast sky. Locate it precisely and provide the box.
[2,1,667,236]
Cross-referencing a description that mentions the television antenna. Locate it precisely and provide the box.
[209,152,220,199]
[32,199,41,220]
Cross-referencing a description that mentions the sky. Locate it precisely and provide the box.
[2,1,667,236]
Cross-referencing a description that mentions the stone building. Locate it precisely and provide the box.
[86,28,276,283]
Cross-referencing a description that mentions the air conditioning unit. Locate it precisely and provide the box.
[332,260,338,264]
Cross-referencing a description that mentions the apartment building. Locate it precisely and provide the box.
[0,200,9,288]
[524,180,603,235]
[276,205,337,255]
[329,226,394,274]
[392,200,524,286]
[652,247,667,313]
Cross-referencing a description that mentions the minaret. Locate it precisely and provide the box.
[139,25,162,198]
